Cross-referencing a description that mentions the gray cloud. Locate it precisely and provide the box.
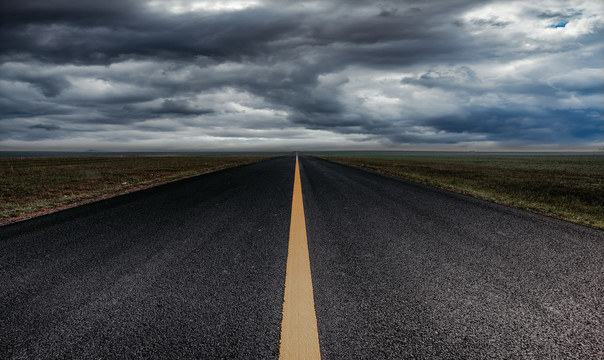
[23,75,71,97]
[29,124,61,131]
[151,99,214,115]
[1,0,602,151]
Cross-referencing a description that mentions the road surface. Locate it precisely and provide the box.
[1,155,603,358]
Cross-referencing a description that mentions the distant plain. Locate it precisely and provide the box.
[2,151,602,230]
[317,152,604,230]
[0,154,271,225]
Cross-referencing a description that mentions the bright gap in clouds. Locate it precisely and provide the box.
[146,0,260,13]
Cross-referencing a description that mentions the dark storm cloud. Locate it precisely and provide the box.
[1,0,602,150]
[0,0,487,66]
[28,124,60,131]
[400,67,560,96]
[151,99,214,115]
[421,108,604,141]
[13,74,71,97]
[536,9,583,20]
[0,2,300,65]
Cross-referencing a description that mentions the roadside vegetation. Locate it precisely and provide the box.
[0,155,270,225]
[322,154,604,230]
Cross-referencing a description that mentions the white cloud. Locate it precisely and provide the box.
[462,0,603,44]
[146,0,260,14]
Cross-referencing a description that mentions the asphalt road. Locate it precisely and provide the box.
[2,155,603,358]
[1,156,294,359]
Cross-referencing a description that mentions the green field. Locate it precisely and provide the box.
[321,153,604,230]
[0,155,269,224]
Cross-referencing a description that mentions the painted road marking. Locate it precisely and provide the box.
[279,156,321,360]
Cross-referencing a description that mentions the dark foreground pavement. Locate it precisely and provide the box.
[2,154,603,359]
[300,156,604,359]
[1,156,294,359]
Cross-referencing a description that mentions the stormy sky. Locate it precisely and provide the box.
[1,0,603,151]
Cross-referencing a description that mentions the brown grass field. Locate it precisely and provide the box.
[0,155,270,225]
[322,153,604,230]
[3,153,602,230]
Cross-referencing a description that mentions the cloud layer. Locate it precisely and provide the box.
[1,0,602,150]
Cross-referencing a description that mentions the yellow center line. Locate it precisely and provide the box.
[279,155,321,360]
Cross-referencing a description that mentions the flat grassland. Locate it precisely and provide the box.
[0,155,270,225]
[322,154,604,230]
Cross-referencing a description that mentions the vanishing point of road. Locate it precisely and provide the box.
[1,155,603,359]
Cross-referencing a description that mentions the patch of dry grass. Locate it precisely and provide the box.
[322,154,604,230]
[0,155,270,225]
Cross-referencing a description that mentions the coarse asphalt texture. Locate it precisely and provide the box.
[300,156,604,359]
[1,156,294,359]
[1,155,603,359]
